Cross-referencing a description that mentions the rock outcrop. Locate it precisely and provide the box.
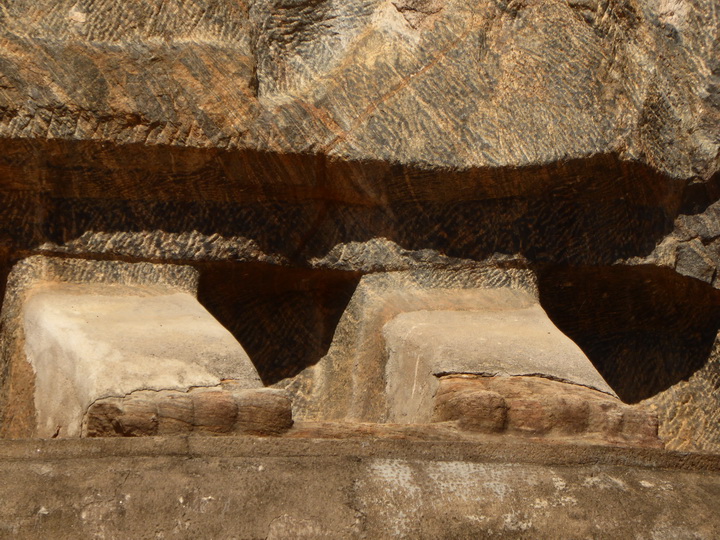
[0,2,719,537]
[0,0,716,455]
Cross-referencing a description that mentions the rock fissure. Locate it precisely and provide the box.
[433,372,618,398]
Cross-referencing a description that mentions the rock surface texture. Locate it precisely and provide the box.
[383,305,616,422]
[0,438,717,539]
[0,1,718,536]
[0,0,716,457]
[433,376,660,448]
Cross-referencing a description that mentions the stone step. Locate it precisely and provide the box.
[0,437,717,539]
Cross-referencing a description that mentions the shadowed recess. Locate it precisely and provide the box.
[538,264,720,403]
[0,139,688,268]
[679,170,720,216]
[196,262,361,385]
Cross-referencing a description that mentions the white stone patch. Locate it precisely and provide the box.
[425,461,524,500]
[371,3,422,44]
[557,496,578,507]
[502,512,532,531]
[640,480,656,488]
[68,4,86,24]
[368,460,421,498]
[366,460,423,537]
[654,0,690,32]
[581,474,629,491]
[552,476,567,491]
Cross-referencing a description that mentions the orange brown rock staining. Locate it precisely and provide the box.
[84,387,293,437]
[433,376,661,448]
[0,1,717,535]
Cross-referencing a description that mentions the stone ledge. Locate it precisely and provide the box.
[1,436,718,472]
[0,437,718,539]
[432,376,660,448]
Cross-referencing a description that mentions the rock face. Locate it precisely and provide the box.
[0,1,719,536]
[85,386,293,437]
[0,0,716,457]
[0,0,716,177]
[282,265,540,422]
[0,438,719,539]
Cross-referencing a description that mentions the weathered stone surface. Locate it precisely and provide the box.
[0,10,718,540]
[433,376,661,448]
[280,265,538,422]
[0,256,275,438]
[540,265,720,453]
[383,303,614,423]
[0,1,716,180]
[0,256,200,438]
[641,336,720,454]
[436,388,510,434]
[0,0,715,462]
[39,230,289,266]
[24,285,261,438]
[85,387,293,437]
[625,199,720,287]
[0,437,718,539]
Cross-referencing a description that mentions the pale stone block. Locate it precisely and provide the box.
[23,283,262,437]
[284,266,539,422]
[383,292,615,423]
[0,256,286,438]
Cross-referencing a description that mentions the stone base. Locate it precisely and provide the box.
[0,256,269,438]
[84,386,293,437]
[0,437,718,539]
[433,376,661,448]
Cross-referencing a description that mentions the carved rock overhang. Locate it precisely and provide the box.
[0,138,717,451]
[0,0,717,452]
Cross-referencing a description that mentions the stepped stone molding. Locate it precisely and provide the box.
[433,375,660,448]
[85,385,293,437]
[0,437,717,539]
